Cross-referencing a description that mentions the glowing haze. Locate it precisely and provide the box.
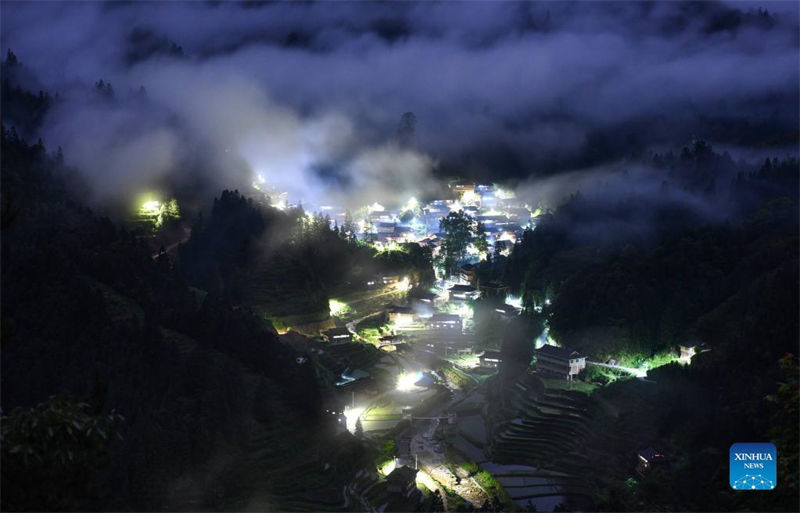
[1,1,797,211]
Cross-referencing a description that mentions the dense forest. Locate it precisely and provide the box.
[0,126,365,510]
[492,141,799,511]
[179,191,434,318]
[0,50,434,510]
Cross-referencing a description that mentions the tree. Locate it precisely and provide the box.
[765,354,799,508]
[396,111,417,147]
[474,221,489,256]
[1,396,124,511]
[94,79,114,100]
[439,210,473,276]
[342,210,358,243]
[5,49,18,67]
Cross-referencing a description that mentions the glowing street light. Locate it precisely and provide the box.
[378,458,397,476]
[396,371,423,391]
[343,405,365,434]
[140,200,161,215]
[329,299,349,317]
[415,469,437,491]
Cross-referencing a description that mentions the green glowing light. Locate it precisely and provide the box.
[329,299,350,317]
[136,196,180,229]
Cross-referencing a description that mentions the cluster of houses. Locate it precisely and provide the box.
[253,179,544,261]
[476,345,587,379]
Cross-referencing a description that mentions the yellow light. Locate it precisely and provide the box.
[141,200,161,215]
[394,276,411,292]
[396,371,423,391]
[448,302,472,320]
[391,314,413,328]
[343,406,365,434]
[415,470,437,491]
[498,231,517,243]
[379,458,397,476]
[329,299,349,317]
[495,188,515,200]
[461,190,479,204]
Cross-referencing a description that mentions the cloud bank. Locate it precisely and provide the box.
[1,1,797,208]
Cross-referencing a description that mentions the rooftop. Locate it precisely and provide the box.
[495,304,520,315]
[536,344,582,360]
[480,350,503,359]
[386,465,418,484]
[449,284,477,292]
[430,313,461,322]
[325,327,351,337]
[409,289,437,300]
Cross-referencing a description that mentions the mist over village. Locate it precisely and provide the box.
[1,2,798,512]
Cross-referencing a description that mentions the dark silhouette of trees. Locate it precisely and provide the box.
[0,129,335,510]
[1,396,124,511]
[94,79,115,100]
[396,111,417,147]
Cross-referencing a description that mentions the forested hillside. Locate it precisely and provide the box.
[179,189,435,319]
[0,128,340,510]
[493,142,798,512]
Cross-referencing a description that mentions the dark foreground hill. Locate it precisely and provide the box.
[0,128,369,511]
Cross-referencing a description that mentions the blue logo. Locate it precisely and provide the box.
[729,442,776,490]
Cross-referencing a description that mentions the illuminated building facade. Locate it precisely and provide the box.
[535,344,586,380]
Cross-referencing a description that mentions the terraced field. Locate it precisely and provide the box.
[486,374,596,510]
[237,419,368,512]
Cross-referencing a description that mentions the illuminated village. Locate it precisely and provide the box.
[200,177,691,512]
[2,2,796,512]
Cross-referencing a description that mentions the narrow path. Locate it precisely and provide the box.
[346,311,384,343]
[151,227,192,260]
[587,360,647,378]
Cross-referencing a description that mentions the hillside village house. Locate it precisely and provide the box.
[428,313,462,331]
[479,281,509,299]
[379,274,402,286]
[449,284,480,301]
[494,303,521,319]
[409,289,437,312]
[386,465,419,498]
[535,344,586,380]
[679,342,698,361]
[479,350,503,368]
[451,182,476,199]
[388,305,415,327]
[459,263,476,284]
